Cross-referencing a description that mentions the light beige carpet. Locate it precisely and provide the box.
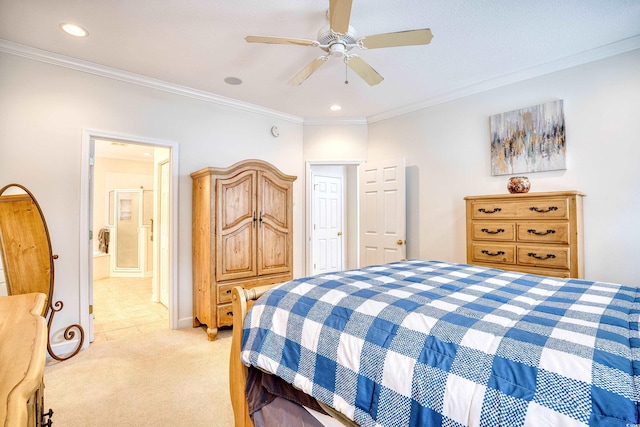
[44,326,234,426]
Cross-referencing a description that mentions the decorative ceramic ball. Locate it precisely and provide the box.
[507,176,531,194]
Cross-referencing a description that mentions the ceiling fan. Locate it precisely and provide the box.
[245,0,433,86]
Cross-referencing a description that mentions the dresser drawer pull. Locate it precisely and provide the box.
[527,229,556,236]
[225,289,232,294]
[226,311,233,316]
[481,228,504,234]
[481,250,505,256]
[478,208,502,214]
[527,252,556,260]
[529,206,558,213]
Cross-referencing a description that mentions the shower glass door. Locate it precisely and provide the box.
[108,188,153,277]
[113,189,141,271]
[117,191,139,269]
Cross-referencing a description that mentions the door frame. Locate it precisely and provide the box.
[305,160,362,276]
[80,129,179,349]
[157,159,171,307]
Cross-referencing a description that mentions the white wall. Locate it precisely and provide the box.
[303,123,368,160]
[303,123,368,271]
[0,52,305,348]
[368,49,640,286]
[2,47,638,355]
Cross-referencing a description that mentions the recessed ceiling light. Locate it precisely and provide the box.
[60,23,89,37]
[143,152,152,157]
[330,105,342,111]
[224,77,243,85]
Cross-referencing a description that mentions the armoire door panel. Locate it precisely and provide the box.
[258,224,289,275]
[259,172,289,229]
[218,224,257,281]
[219,171,255,230]
[257,171,292,276]
[217,171,257,282]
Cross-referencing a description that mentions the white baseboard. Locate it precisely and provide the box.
[178,317,195,329]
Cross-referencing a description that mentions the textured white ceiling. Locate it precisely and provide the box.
[1,0,639,121]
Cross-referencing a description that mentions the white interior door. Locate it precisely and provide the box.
[359,158,406,267]
[159,160,170,307]
[312,173,343,275]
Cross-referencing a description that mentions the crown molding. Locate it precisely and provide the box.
[2,36,639,126]
[0,39,304,124]
[304,117,368,126]
[367,35,640,123]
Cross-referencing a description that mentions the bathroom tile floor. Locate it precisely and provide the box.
[92,276,168,342]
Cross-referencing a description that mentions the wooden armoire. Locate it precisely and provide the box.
[190,159,296,340]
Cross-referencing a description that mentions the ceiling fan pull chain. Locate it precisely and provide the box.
[345,62,349,84]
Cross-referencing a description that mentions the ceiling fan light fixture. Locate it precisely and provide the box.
[60,23,89,37]
[330,43,347,57]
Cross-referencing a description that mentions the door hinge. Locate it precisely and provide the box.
[89,156,95,166]
[89,230,93,240]
[89,304,93,314]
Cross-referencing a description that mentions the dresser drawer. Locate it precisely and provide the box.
[515,198,569,219]
[517,245,570,270]
[472,223,515,241]
[218,283,235,304]
[517,222,569,244]
[471,243,515,264]
[217,303,234,327]
[471,198,569,220]
[471,201,518,219]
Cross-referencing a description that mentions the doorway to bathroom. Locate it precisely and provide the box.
[91,139,170,341]
[80,129,178,348]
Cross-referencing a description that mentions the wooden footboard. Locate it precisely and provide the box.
[229,285,273,427]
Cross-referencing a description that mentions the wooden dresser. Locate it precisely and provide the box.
[0,293,48,427]
[465,191,585,278]
[191,159,296,340]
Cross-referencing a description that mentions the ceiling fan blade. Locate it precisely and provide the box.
[346,56,383,86]
[288,57,329,86]
[329,0,353,34]
[361,28,433,49]
[245,35,318,47]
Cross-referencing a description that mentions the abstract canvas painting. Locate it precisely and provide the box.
[490,100,566,176]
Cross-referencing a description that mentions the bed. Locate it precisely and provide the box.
[229,260,640,427]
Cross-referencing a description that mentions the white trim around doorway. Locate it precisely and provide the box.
[80,129,179,351]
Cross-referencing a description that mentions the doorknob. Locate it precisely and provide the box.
[397,239,404,245]
[337,232,342,236]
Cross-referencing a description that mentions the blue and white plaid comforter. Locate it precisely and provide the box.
[241,260,640,426]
